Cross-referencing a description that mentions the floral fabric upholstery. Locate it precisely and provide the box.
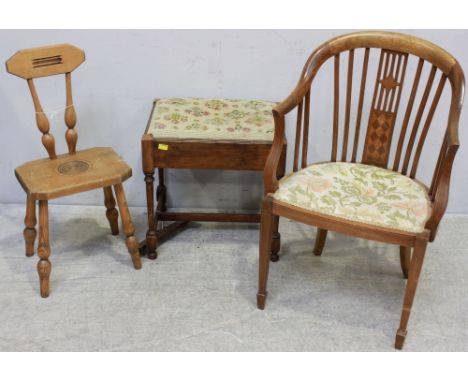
[147,97,276,141]
[273,162,431,233]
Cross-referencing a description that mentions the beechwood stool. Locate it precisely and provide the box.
[6,44,142,297]
[256,31,464,349]
[140,97,287,259]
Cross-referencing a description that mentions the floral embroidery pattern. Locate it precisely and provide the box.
[148,97,276,141]
[274,162,431,233]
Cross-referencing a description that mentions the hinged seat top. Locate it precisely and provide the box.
[147,97,276,142]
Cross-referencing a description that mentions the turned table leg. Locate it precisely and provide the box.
[114,183,142,270]
[103,186,119,235]
[24,195,37,257]
[145,170,158,260]
[37,200,51,298]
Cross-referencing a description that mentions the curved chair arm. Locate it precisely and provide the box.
[263,110,286,194]
[426,64,464,241]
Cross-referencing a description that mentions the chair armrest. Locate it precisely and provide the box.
[426,135,459,241]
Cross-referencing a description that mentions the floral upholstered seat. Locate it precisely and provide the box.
[147,97,276,141]
[273,162,431,233]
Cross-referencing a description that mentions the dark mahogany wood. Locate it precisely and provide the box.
[257,31,465,350]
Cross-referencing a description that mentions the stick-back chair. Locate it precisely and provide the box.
[6,44,142,297]
[257,31,464,349]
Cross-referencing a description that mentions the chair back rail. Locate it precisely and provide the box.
[6,44,85,159]
[266,31,464,240]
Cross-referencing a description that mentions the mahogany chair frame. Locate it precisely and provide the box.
[6,44,142,297]
[141,99,287,259]
[257,32,464,349]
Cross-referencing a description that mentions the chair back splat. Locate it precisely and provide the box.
[6,44,86,159]
[266,31,465,237]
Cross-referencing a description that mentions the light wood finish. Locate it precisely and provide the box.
[104,186,119,235]
[23,195,37,257]
[140,98,287,260]
[114,184,142,270]
[15,147,132,200]
[6,44,141,297]
[6,43,85,79]
[258,31,464,349]
[37,200,51,298]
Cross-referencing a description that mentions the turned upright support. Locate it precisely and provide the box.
[24,195,37,257]
[103,186,119,235]
[27,79,56,159]
[64,72,78,154]
[142,134,158,259]
[113,183,142,269]
[37,200,51,298]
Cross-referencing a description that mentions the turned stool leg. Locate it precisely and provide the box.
[399,246,411,279]
[24,195,37,257]
[257,197,274,310]
[37,200,51,298]
[103,186,119,235]
[395,237,428,350]
[313,228,328,256]
[114,183,142,270]
[145,170,158,260]
[270,215,281,262]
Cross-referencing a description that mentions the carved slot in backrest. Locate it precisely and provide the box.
[32,55,63,68]
[362,49,408,168]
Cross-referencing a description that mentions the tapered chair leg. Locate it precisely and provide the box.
[113,183,142,270]
[399,246,411,279]
[257,196,274,310]
[395,236,428,350]
[103,186,119,235]
[145,170,158,260]
[24,195,37,257]
[313,228,328,256]
[270,215,281,262]
[37,200,51,298]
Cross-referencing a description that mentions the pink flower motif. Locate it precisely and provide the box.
[242,127,251,132]
[392,201,428,217]
[227,127,235,132]
[157,123,166,129]
[301,176,333,192]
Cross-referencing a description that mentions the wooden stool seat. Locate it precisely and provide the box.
[15,147,132,200]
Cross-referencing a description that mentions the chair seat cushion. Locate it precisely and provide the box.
[273,162,431,233]
[147,97,276,141]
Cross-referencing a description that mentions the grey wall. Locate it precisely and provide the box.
[0,30,467,213]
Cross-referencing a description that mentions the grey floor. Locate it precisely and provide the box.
[0,203,466,351]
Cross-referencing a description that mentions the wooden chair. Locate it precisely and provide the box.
[257,31,464,349]
[141,98,286,259]
[6,44,142,298]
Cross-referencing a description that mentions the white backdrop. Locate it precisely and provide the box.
[0,29,467,213]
